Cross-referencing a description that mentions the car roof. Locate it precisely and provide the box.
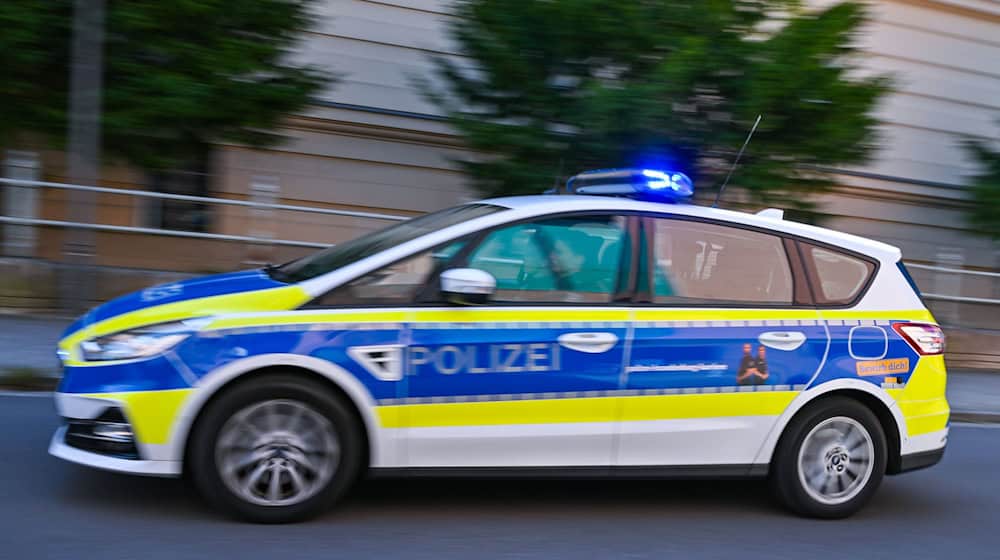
[482,195,901,262]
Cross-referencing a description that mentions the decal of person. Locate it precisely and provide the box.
[754,345,770,383]
[737,343,755,385]
[737,343,770,385]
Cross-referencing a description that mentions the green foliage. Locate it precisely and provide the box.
[428,0,890,215]
[0,366,57,391]
[965,140,1000,241]
[0,0,331,170]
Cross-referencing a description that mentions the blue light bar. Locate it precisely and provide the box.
[565,168,693,202]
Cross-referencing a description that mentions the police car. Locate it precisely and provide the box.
[50,168,948,522]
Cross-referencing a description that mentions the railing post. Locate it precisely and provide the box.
[61,0,105,314]
[933,249,964,325]
[2,151,40,257]
[245,175,280,266]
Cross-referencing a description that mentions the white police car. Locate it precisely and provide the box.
[51,169,948,522]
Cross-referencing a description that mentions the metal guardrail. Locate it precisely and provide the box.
[905,263,1000,279]
[0,178,409,221]
[0,177,409,250]
[903,263,1000,306]
[0,215,330,248]
[3,177,1000,305]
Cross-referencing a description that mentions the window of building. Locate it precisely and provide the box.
[143,163,212,233]
[645,218,793,305]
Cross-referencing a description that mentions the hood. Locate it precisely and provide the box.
[62,269,293,340]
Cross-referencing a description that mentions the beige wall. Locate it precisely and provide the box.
[815,0,1000,274]
[266,0,1000,266]
[7,0,1000,282]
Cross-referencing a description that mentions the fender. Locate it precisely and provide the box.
[751,378,907,466]
[164,354,396,468]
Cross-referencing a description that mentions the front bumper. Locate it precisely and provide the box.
[50,390,191,477]
[49,426,181,477]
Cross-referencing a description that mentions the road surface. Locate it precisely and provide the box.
[2,395,999,559]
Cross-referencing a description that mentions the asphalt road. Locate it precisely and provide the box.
[3,395,1000,560]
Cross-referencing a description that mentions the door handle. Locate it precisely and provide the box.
[557,332,619,354]
[758,331,807,351]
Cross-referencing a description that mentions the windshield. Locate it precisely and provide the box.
[271,203,507,283]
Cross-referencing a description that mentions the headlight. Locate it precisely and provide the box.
[79,319,209,362]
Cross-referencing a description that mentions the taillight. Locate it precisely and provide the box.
[892,322,944,355]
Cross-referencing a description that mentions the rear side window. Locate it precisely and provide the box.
[801,243,875,305]
[644,218,793,305]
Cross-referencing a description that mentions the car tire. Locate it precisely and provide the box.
[769,396,887,519]
[188,373,364,523]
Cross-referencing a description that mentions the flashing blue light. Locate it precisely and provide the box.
[564,168,693,202]
[641,169,693,196]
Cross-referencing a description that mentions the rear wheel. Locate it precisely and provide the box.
[189,374,364,523]
[770,397,887,518]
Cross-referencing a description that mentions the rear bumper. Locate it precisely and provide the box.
[897,447,945,473]
[894,426,948,474]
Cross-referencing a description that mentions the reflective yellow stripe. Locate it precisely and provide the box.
[207,309,409,330]
[378,395,618,428]
[412,308,631,323]
[82,389,195,445]
[618,391,796,421]
[160,306,935,334]
[633,309,821,321]
[60,285,311,354]
[376,392,796,428]
[821,309,934,322]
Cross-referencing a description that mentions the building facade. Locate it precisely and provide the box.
[2,0,999,320]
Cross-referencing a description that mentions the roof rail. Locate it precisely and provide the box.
[756,208,784,220]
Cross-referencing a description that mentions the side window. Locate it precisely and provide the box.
[465,215,629,303]
[313,240,466,306]
[802,243,875,305]
[646,218,793,305]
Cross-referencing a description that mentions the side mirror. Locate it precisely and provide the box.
[440,268,496,305]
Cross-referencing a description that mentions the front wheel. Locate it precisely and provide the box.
[770,397,887,518]
[188,374,364,523]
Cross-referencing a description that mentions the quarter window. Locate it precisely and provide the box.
[645,219,793,305]
[464,215,629,303]
[802,244,874,305]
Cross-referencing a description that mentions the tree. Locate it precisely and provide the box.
[427,0,890,216]
[0,0,331,171]
[966,140,1000,241]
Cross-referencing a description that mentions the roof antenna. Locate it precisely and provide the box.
[553,157,565,193]
[713,114,762,208]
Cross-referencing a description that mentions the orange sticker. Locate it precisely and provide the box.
[856,358,910,377]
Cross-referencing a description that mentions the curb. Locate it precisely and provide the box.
[950,411,1000,424]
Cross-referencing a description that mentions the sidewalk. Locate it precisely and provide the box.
[0,314,68,374]
[1,314,998,421]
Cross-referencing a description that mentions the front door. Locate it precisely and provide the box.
[402,214,634,468]
[617,217,829,468]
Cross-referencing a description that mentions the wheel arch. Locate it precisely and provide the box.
[754,379,905,472]
[168,354,384,470]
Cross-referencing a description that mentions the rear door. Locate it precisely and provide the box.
[617,217,829,469]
